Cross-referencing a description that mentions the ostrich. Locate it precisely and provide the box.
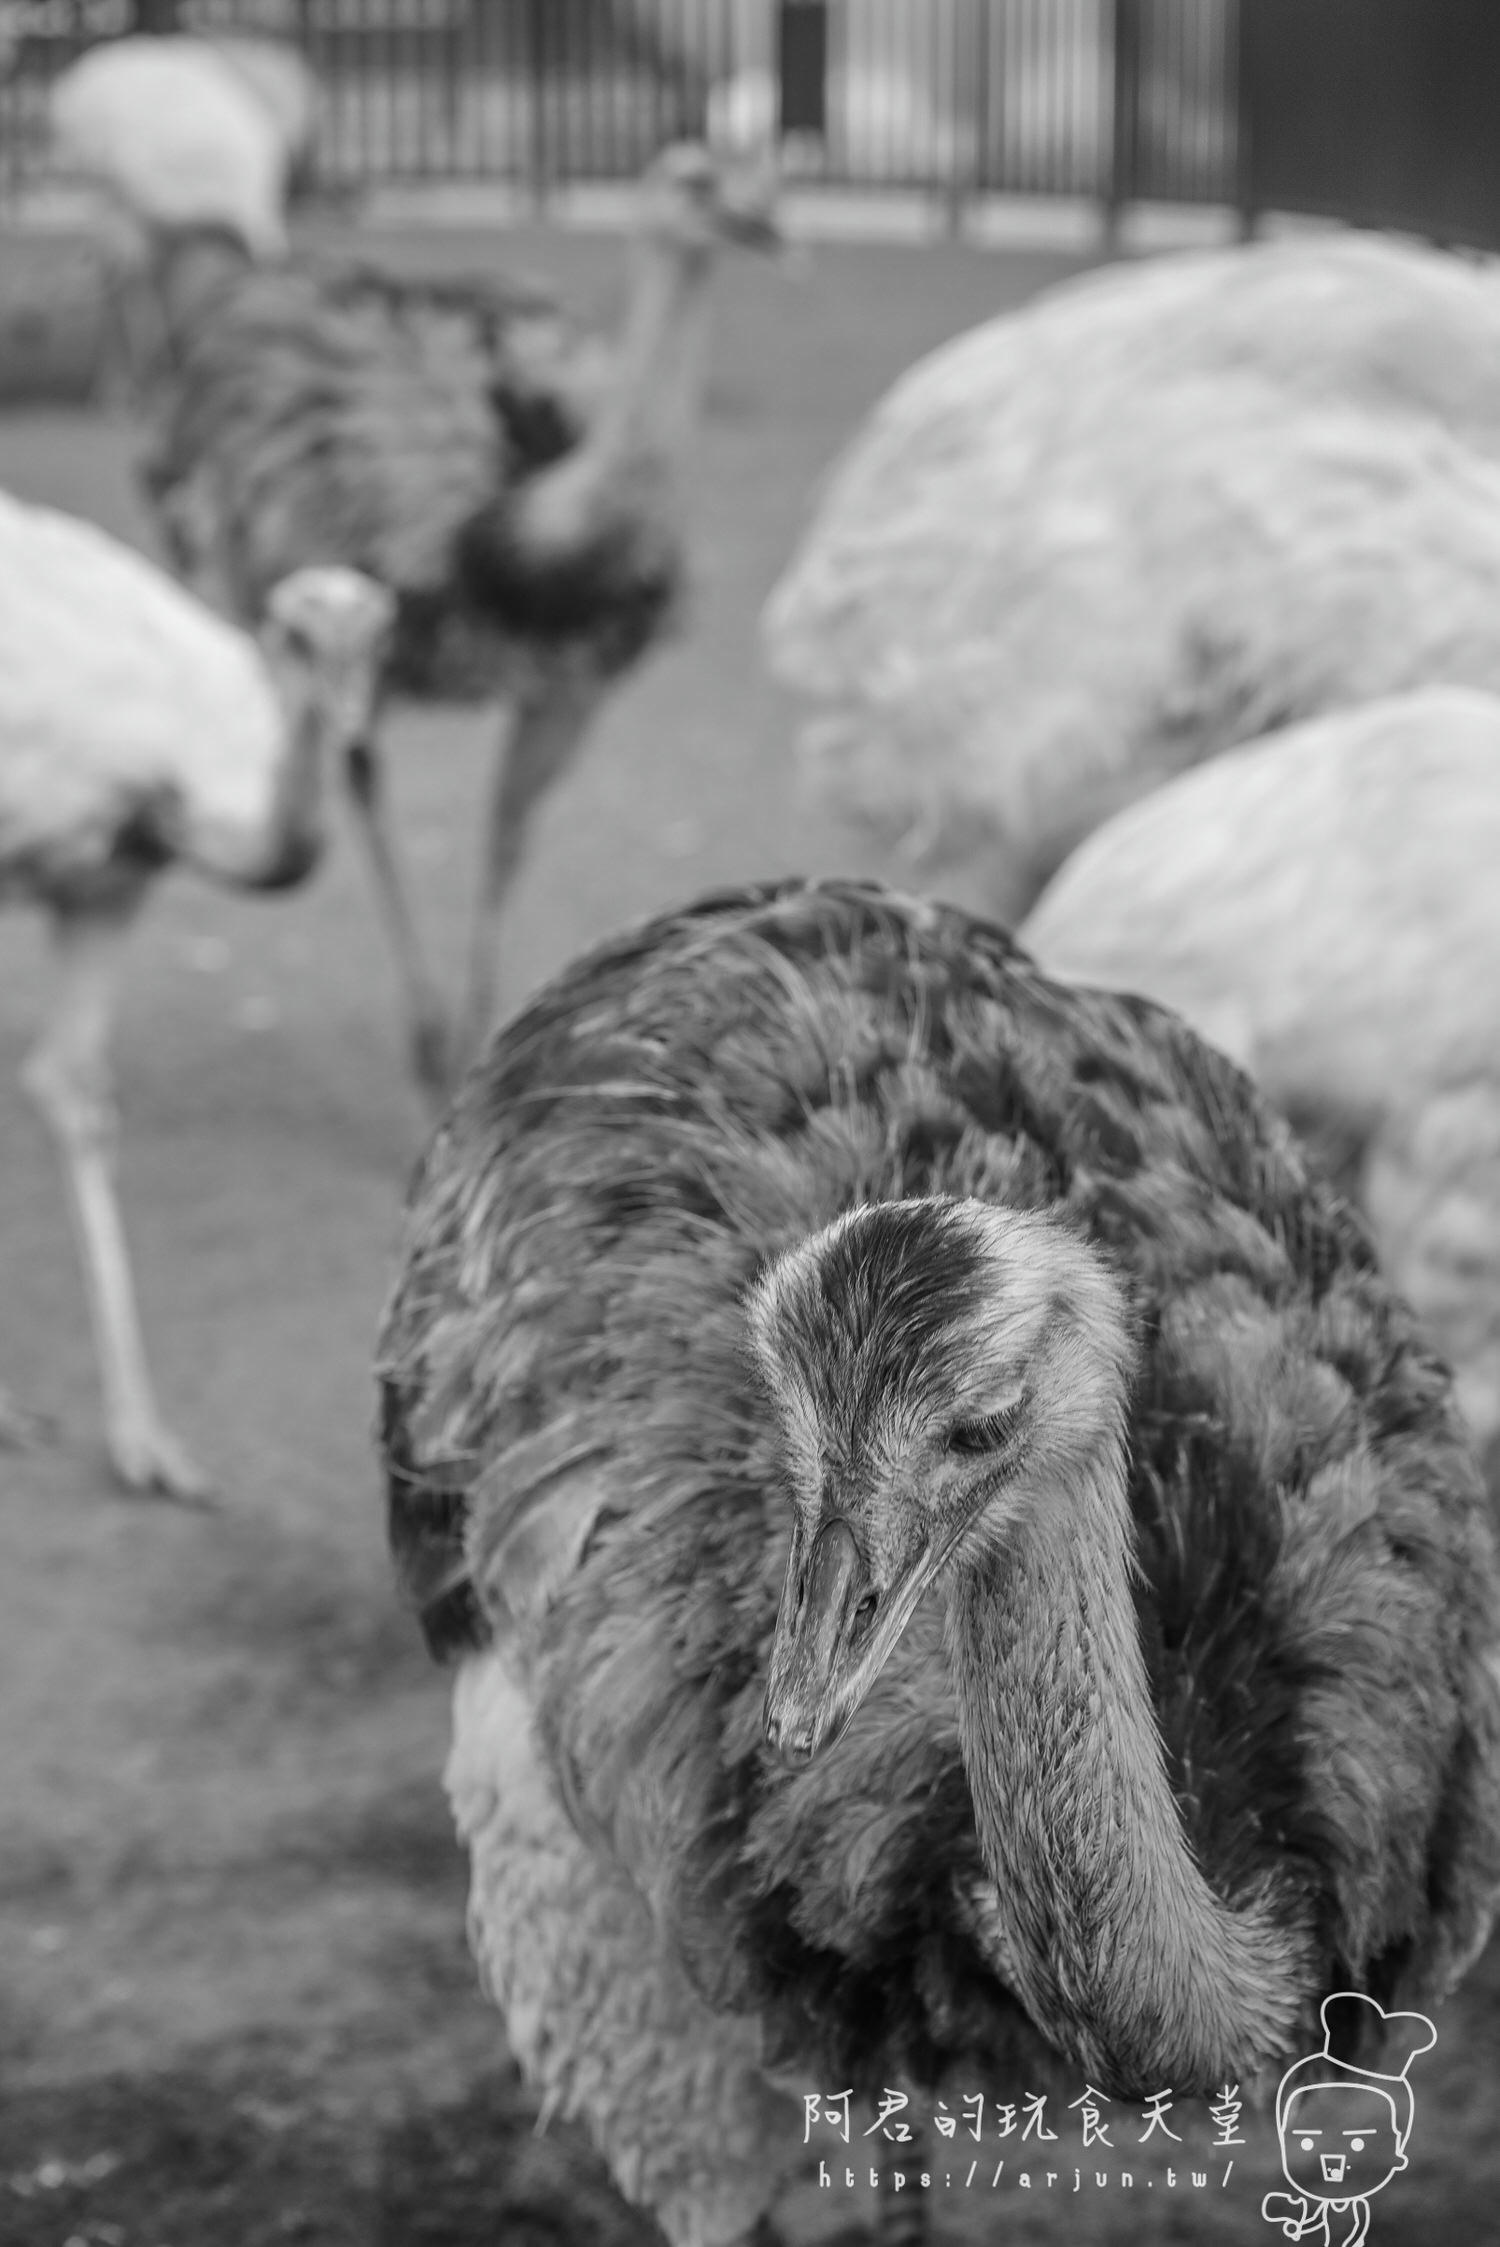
[1022,684,1500,1483]
[202,33,321,193]
[140,142,784,1093]
[764,233,1500,920]
[376,879,1500,2247]
[0,487,392,1501]
[50,35,319,246]
[50,33,316,389]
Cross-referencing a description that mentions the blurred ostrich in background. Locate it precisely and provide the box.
[377,878,1500,2247]
[1023,686,1500,1483]
[0,487,391,1499]
[138,142,783,1094]
[765,234,1500,921]
[50,33,319,389]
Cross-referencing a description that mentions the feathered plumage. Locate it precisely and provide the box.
[0,490,340,900]
[1022,684,1500,1476]
[141,144,782,1086]
[1,485,391,1497]
[764,235,1500,915]
[142,250,628,695]
[376,879,1500,2246]
[51,34,316,260]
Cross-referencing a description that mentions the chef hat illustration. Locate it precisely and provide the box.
[1276,1994,1437,2152]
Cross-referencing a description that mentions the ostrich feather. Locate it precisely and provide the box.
[764,236,1500,904]
[376,881,1500,2238]
[1023,684,1500,1466]
[0,485,297,897]
[142,244,682,698]
[51,36,313,257]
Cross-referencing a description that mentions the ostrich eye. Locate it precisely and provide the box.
[283,622,316,661]
[945,1403,1022,1457]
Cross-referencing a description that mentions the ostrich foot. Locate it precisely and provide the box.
[0,1388,58,1451]
[107,1413,216,1507]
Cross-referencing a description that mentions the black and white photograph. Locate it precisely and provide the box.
[2,2,1499,2241]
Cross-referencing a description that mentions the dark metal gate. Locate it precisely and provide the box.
[2,0,1242,218]
[1239,0,1500,250]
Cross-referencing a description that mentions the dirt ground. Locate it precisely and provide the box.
[2,220,1498,2247]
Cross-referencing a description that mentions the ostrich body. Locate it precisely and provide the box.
[1022,684,1500,1473]
[764,234,1500,917]
[376,880,1500,2247]
[142,144,782,1090]
[1,487,391,1498]
[50,33,319,407]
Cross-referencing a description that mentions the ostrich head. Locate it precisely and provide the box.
[260,565,395,753]
[638,140,784,262]
[747,1197,1135,1768]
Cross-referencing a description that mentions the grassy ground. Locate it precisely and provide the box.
[1,220,1497,2247]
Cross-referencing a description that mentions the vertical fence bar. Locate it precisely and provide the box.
[384,0,398,180]
[970,0,992,200]
[0,0,1244,213]
[449,0,464,179]
[408,0,425,178]
[1103,0,1138,246]
[1232,0,1255,236]
[566,0,582,186]
[526,0,548,208]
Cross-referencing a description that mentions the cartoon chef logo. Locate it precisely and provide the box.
[1261,1993,1436,2246]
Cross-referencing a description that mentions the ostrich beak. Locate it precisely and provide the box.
[764,1511,950,1768]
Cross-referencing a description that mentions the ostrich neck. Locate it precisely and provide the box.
[504,235,714,579]
[155,230,252,355]
[191,658,327,887]
[584,236,715,479]
[944,1447,1312,2092]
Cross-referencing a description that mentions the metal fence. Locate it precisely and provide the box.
[1,0,1241,218]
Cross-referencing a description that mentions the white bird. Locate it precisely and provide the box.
[51,35,314,255]
[204,33,321,186]
[50,33,319,392]
[764,234,1500,920]
[1022,685,1500,1471]
[0,487,392,1500]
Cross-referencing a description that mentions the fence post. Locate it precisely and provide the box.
[1232,0,1257,239]
[1103,0,1140,251]
[971,0,992,208]
[527,0,551,214]
[778,1,828,136]
[944,0,988,236]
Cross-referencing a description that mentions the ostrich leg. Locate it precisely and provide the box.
[21,896,212,1502]
[458,662,603,1069]
[342,737,451,1102]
